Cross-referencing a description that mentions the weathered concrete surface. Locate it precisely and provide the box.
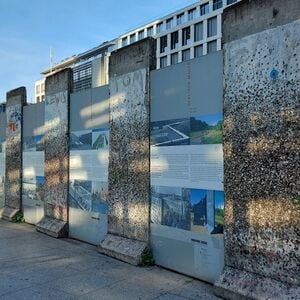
[98,234,148,266]
[0,220,220,300]
[215,1,300,299]
[0,87,26,221]
[36,69,72,237]
[99,38,156,264]
[222,0,300,43]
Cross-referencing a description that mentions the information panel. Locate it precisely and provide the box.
[150,52,224,283]
[68,86,109,245]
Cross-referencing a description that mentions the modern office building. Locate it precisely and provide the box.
[36,0,239,102]
[34,78,45,103]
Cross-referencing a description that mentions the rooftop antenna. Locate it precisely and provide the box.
[50,47,53,73]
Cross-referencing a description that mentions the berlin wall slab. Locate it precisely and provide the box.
[98,38,156,263]
[36,69,72,237]
[215,1,300,299]
[1,87,26,221]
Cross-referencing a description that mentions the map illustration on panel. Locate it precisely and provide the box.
[190,113,223,145]
[151,118,190,147]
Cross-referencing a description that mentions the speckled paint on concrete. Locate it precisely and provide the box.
[108,39,156,242]
[215,14,300,300]
[1,87,26,220]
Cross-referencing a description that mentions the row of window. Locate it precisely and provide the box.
[35,83,45,95]
[121,0,237,48]
[160,40,217,68]
[159,17,217,54]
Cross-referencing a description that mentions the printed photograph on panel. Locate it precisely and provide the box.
[23,136,36,152]
[92,128,109,150]
[151,186,191,231]
[35,135,45,151]
[91,181,108,214]
[69,180,93,211]
[36,176,45,201]
[70,130,92,150]
[151,187,163,224]
[211,190,224,235]
[151,118,190,147]
[190,113,223,145]
[0,138,5,153]
[190,189,208,233]
[22,177,37,204]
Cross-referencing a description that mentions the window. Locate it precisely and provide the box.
[213,0,223,10]
[171,53,178,65]
[160,35,168,53]
[176,13,184,25]
[130,34,136,44]
[182,49,190,61]
[200,3,209,16]
[182,27,191,46]
[166,18,173,30]
[194,45,203,57]
[188,8,197,21]
[171,31,179,50]
[227,0,237,5]
[36,85,40,94]
[41,95,45,102]
[41,83,45,93]
[207,17,217,37]
[157,22,164,34]
[122,37,128,47]
[207,40,217,53]
[36,96,40,102]
[160,56,167,68]
[147,26,153,36]
[194,22,203,42]
[138,30,144,40]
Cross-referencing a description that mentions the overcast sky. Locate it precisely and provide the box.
[0,0,197,102]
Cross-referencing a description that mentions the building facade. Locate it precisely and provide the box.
[35,0,240,102]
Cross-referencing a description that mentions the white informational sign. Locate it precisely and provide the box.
[151,144,223,191]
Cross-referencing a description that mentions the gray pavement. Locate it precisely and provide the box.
[0,220,221,300]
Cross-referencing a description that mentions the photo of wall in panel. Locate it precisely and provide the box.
[151,186,224,235]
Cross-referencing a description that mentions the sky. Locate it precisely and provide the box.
[0,0,198,103]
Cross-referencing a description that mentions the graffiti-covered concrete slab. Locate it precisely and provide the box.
[36,69,72,237]
[0,87,26,221]
[215,1,300,299]
[98,38,156,264]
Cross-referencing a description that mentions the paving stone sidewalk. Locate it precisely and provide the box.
[0,220,221,300]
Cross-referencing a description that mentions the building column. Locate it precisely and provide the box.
[98,38,156,265]
[36,69,73,238]
[0,87,26,221]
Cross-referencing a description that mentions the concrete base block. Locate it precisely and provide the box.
[0,206,19,221]
[36,216,67,238]
[214,266,300,300]
[98,234,148,266]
